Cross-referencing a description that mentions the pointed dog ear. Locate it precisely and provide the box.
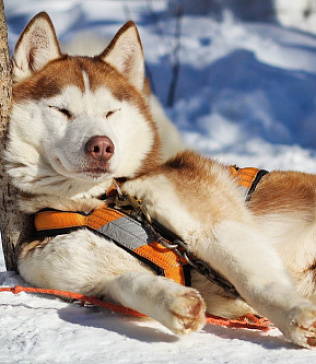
[99,21,144,91]
[13,12,61,83]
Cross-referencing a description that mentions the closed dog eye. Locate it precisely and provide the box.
[49,105,72,120]
[105,109,121,119]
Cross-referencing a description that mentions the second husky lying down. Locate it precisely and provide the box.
[5,12,316,349]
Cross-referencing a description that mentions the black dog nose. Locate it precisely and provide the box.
[84,136,114,161]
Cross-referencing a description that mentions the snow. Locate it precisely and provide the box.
[2,0,316,362]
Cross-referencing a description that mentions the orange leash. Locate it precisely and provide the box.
[0,285,273,331]
[0,285,145,317]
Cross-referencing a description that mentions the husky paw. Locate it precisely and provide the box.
[166,289,206,335]
[287,305,316,349]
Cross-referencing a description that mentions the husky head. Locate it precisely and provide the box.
[5,12,161,206]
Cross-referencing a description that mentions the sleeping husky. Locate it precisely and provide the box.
[5,12,316,349]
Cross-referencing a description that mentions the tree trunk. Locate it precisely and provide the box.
[0,0,27,271]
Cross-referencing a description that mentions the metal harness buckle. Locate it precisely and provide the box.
[113,179,152,224]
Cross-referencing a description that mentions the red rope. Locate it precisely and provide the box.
[0,285,273,331]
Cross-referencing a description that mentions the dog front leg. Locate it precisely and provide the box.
[197,220,316,349]
[104,271,206,335]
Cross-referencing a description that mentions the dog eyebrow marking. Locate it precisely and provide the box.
[82,70,92,94]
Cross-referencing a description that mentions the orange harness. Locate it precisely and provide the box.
[34,166,268,287]
[34,204,191,286]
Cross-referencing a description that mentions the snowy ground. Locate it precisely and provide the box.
[2,0,316,362]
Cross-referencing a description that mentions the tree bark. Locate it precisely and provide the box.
[0,0,26,271]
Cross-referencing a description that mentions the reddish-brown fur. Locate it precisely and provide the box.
[249,171,316,217]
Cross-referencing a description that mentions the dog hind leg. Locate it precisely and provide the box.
[196,220,316,349]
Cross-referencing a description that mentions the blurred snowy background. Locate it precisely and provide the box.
[2,1,316,363]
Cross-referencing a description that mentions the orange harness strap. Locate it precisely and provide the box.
[230,166,269,201]
[34,205,190,286]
